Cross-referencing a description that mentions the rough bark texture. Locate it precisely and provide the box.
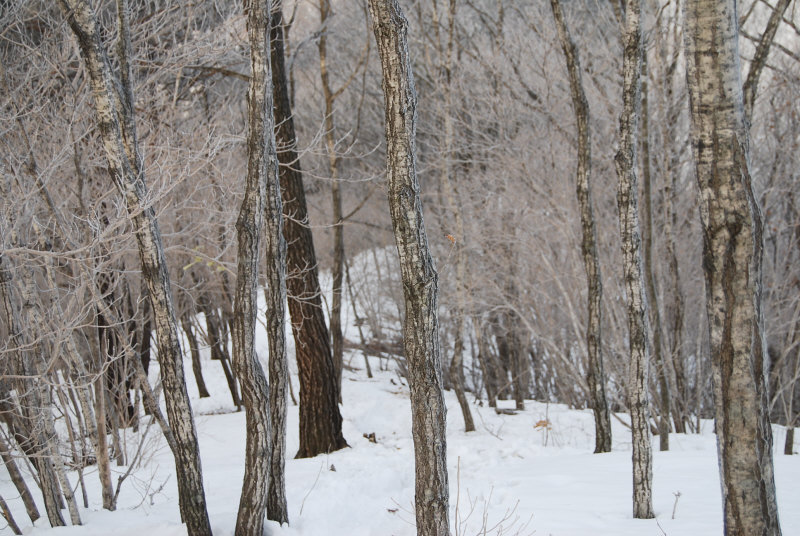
[613,0,654,519]
[265,2,291,524]
[270,0,347,460]
[368,2,450,535]
[550,0,612,454]
[58,1,211,533]
[232,0,275,533]
[684,0,781,534]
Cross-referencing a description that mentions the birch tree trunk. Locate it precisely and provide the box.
[550,0,612,454]
[368,1,450,534]
[58,2,211,533]
[269,0,347,461]
[613,0,654,519]
[684,0,781,533]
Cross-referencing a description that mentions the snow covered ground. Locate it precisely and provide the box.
[2,341,799,536]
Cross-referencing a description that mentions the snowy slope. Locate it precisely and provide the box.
[1,343,799,535]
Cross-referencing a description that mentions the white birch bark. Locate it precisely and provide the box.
[684,0,781,533]
[613,0,654,519]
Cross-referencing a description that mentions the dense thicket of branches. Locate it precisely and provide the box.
[1,0,797,532]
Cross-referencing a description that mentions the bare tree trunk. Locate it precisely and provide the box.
[0,434,39,524]
[345,255,373,378]
[684,0,781,533]
[269,0,346,460]
[742,0,791,121]
[437,0,474,433]
[368,2,450,534]
[182,318,210,398]
[640,66,671,451]
[58,1,211,533]
[231,0,278,532]
[263,1,291,526]
[613,0,654,519]
[653,8,689,434]
[318,0,345,401]
[550,0,612,454]
[0,494,22,536]
[202,303,242,409]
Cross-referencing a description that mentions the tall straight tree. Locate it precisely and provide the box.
[269,0,347,459]
[613,0,654,519]
[368,1,450,535]
[58,1,212,534]
[684,0,781,533]
[232,0,286,532]
[550,0,612,454]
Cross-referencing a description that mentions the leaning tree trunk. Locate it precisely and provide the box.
[269,0,347,461]
[613,0,654,519]
[368,2,450,535]
[58,1,211,533]
[550,0,612,454]
[684,0,781,534]
[231,0,278,533]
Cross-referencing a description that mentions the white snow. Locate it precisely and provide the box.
[1,272,799,535]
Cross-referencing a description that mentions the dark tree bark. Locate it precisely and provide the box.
[613,0,654,519]
[684,0,782,533]
[270,0,346,460]
[265,4,294,524]
[232,0,281,532]
[550,0,612,454]
[57,1,211,533]
[368,1,450,534]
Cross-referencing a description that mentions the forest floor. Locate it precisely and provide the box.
[2,272,800,536]
[3,344,800,536]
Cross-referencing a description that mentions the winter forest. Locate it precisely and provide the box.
[1,0,799,534]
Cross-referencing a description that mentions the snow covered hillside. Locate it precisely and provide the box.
[2,341,799,535]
